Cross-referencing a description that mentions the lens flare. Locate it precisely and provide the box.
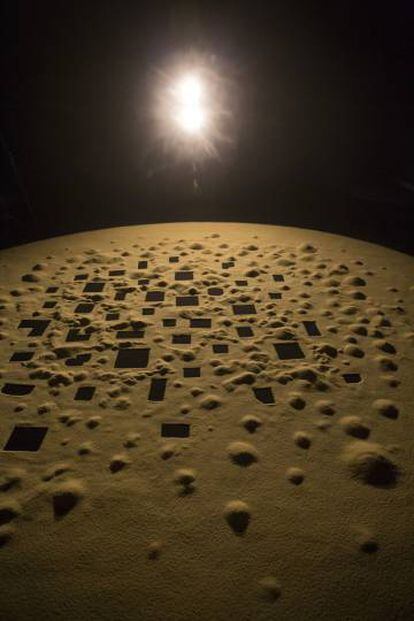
[173,74,205,135]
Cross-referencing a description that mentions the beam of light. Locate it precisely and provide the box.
[172,74,205,135]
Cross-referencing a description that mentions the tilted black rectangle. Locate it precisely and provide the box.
[148,378,167,401]
[4,426,48,451]
[161,423,190,438]
[114,348,150,368]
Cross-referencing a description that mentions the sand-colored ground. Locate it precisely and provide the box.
[0,222,413,620]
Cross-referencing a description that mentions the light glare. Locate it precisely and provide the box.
[173,74,205,135]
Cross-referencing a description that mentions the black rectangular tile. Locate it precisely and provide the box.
[66,328,91,342]
[10,351,34,362]
[175,271,193,280]
[83,282,105,293]
[106,312,119,321]
[109,269,125,276]
[142,308,154,315]
[273,342,305,360]
[169,256,179,263]
[176,296,199,306]
[163,318,176,327]
[146,291,165,302]
[222,261,234,269]
[43,301,57,308]
[303,321,321,336]
[161,423,190,438]
[138,260,148,269]
[3,426,48,451]
[253,387,275,404]
[74,386,96,401]
[75,303,95,313]
[148,378,167,401]
[237,326,254,337]
[183,367,200,377]
[343,373,362,384]
[18,319,50,337]
[2,383,35,396]
[74,274,88,281]
[212,343,228,353]
[232,304,257,315]
[235,280,247,286]
[190,318,211,328]
[114,348,150,368]
[172,334,191,344]
[269,292,282,300]
[273,274,285,282]
[116,330,145,339]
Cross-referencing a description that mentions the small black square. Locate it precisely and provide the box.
[175,271,193,281]
[75,386,96,401]
[172,334,191,344]
[176,296,198,306]
[163,318,176,327]
[146,291,164,302]
[10,351,34,362]
[114,348,150,368]
[273,342,305,360]
[232,304,257,315]
[169,256,179,263]
[142,308,155,315]
[222,261,234,269]
[43,300,57,309]
[75,303,95,314]
[2,383,35,396]
[161,423,190,438]
[303,321,321,336]
[138,260,148,269]
[74,274,88,281]
[273,274,284,282]
[183,367,200,377]
[213,343,228,354]
[4,426,48,451]
[237,326,254,337]
[66,328,90,342]
[253,387,275,404]
[190,318,211,328]
[269,292,282,300]
[148,378,167,401]
[83,282,105,293]
[343,373,362,384]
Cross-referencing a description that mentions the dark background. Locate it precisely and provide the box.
[1,1,413,253]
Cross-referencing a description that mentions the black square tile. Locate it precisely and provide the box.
[269,292,282,300]
[19,319,50,337]
[175,271,193,280]
[303,321,321,336]
[43,301,57,309]
[273,274,284,282]
[176,296,198,306]
[10,351,34,362]
[222,261,234,269]
[138,260,148,269]
[163,318,176,327]
[172,334,191,344]
[146,291,165,302]
[83,282,105,293]
[75,386,96,401]
[114,348,150,368]
[237,326,254,337]
[232,304,257,315]
[4,426,48,451]
[190,318,211,328]
[142,308,154,315]
[161,423,190,438]
[253,387,275,404]
[66,328,90,342]
[343,373,362,384]
[75,303,95,314]
[2,383,35,396]
[148,378,167,401]
[183,367,201,377]
[169,256,179,263]
[273,342,305,360]
[213,343,228,354]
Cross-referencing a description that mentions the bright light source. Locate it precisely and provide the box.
[172,74,206,135]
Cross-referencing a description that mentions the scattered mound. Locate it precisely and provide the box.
[226,441,259,466]
[342,442,400,487]
[223,500,251,535]
[52,479,84,518]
